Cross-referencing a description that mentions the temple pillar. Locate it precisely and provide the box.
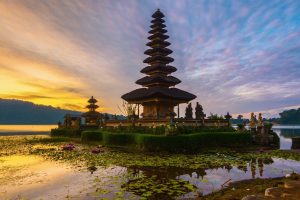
[157,104,160,119]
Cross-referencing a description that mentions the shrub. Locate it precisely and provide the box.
[81,130,102,142]
[175,126,236,135]
[25,136,70,144]
[136,132,252,153]
[50,128,81,137]
[103,125,166,135]
[135,134,188,152]
[102,131,135,146]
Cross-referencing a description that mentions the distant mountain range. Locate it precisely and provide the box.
[0,99,82,124]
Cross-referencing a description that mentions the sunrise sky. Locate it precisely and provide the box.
[0,0,299,118]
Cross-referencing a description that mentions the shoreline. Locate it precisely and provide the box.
[0,132,50,136]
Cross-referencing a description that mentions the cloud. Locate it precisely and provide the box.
[0,0,299,117]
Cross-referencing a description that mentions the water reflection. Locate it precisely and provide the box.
[0,155,132,200]
[179,158,300,196]
[272,125,300,150]
[125,158,300,198]
[1,155,300,200]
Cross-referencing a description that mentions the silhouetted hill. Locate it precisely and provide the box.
[0,99,81,124]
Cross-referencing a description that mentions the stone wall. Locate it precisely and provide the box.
[105,119,229,127]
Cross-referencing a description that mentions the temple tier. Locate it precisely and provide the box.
[122,9,196,120]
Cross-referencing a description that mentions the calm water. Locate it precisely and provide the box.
[0,125,56,135]
[272,125,300,150]
[0,125,300,199]
[1,155,300,199]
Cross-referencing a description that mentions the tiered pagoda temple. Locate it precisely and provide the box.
[82,96,101,125]
[122,9,196,120]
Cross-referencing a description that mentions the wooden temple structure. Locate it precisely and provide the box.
[121,9,196,120]
[60,9,230,129]
[106,9,229,127]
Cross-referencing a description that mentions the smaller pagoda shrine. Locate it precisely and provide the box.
[82,96,101,126]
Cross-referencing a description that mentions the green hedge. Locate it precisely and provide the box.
[81,130,102,142]
[135,132,252,153]
[102,131,136,146]
[50,128,81,137]
[100,131,252,153]
[52,128,252,152]
[103,125,165,135]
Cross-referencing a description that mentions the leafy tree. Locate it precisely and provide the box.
[207,113,224,120]
[279,108,300,124]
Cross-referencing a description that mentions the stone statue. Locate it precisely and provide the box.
[257,113,263,127]
[185,103,193,120]
[224,112,232,121]
[250,112,256,128]
[256,113,263,134]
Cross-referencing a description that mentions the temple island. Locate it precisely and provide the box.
[107,9,229,127]
[53,9,277,149]
[59,9,230,129]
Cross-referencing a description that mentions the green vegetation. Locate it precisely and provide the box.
[123,175,196,199]
[136,132,252,153]
[81,130,102,142]
[102,131,136,146]
[50,128,81,137]
[103,125,235,135]
[64,128,253,153]
[52,125,250,153]
[1,136,300,199]
[1,136,299,170]
[207,113,224,120]
[279,108,300,124]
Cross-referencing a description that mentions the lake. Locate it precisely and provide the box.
[1,152,300,199]
[0,126,300,199]
[272,125,300,150]
[0,125,56,135]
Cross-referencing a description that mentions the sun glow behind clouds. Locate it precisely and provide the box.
[0,0,299,116]
[0,47,88,110]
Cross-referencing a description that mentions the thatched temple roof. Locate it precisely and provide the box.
[122,88,196,103]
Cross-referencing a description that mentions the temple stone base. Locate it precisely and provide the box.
[142,102,176,119]
[105,119,229,127]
